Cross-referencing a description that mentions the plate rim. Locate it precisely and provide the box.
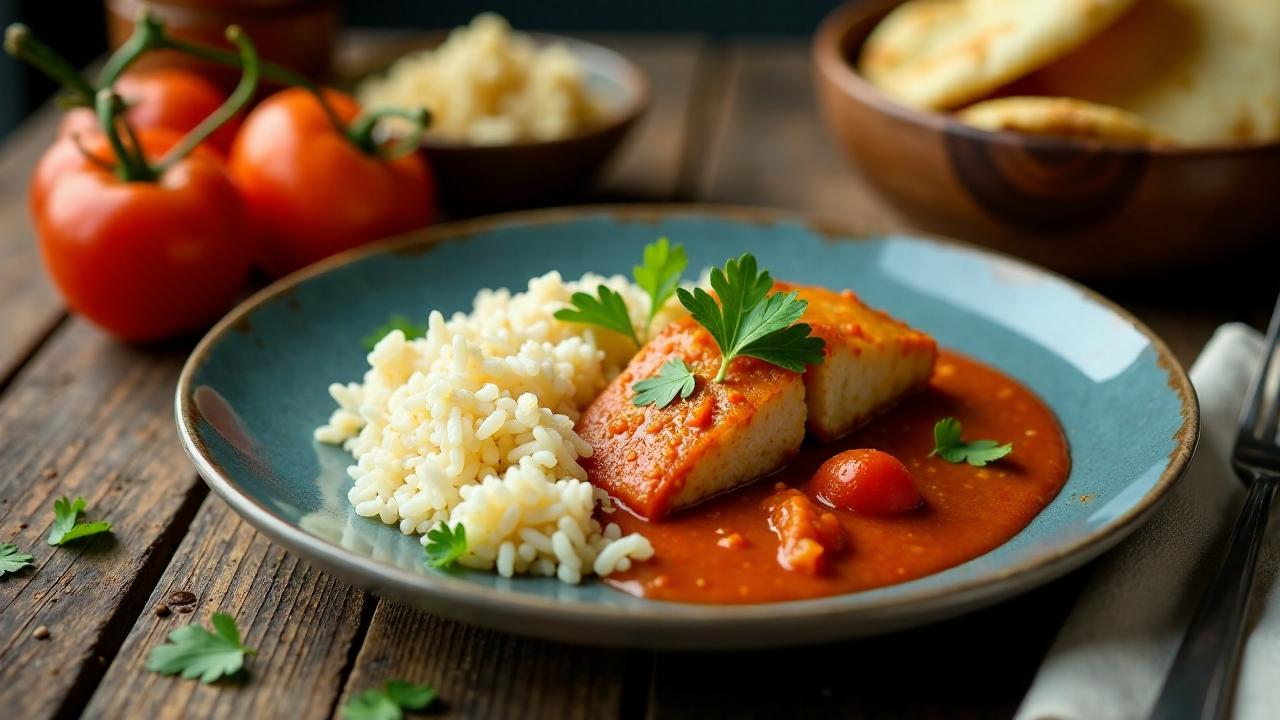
[174,203,1199,636]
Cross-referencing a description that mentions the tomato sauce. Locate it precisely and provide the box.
[602,351,1070,604]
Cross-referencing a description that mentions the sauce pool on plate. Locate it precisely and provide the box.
[601,351,1070,604]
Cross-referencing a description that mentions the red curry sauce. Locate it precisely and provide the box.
[601,351,1070,604]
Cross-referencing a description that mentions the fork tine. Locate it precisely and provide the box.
[1240,293,1280,442]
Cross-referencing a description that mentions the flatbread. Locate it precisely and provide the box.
[859,0,1140,110]
[956,96,1165,143]
[1015,0,1280,144]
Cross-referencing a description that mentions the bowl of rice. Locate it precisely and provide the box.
[357,14,650,211]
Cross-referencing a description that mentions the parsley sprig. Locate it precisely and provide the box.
[555,237,688,346]
[631,359,696,409]
[342,680,438,720]
[929,417,1013,466]
[424,522,466,569]
[47,496,112,546]
[0,543,34,577]
[146,612,256,683]
[363,314,426,351]
[676,254,825,382]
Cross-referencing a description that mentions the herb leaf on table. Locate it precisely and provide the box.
[0,543,34,576]
[930,417,1013,467]
[632,358,697,408]
[145,612,256,683]
[342,680,438,720]
[424,522,467,569]
[46,496,112,546]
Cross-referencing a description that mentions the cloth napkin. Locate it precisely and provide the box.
[1017,323,1280,720]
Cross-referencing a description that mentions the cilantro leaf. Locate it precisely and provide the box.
[363,314,426,351]
[424,522,466,569]
[146,612,256,683]
[632,237,688,336]
[631,358,697,408]
[47,496,112,546]
[554,286,640,347]
[342,680,438,720]
[0,543,34,577]
[676,253,825,382]
[929,417,1013,467]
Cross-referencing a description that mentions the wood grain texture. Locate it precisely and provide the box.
[0,320,203,719]
[338,601,634,720]
[82,497,370,720]
[0,104,66,389]
[697,39,905,232]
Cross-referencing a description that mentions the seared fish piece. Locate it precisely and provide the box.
[579,318,806,520]
[775,282,936,441]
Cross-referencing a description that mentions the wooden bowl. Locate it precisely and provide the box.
[410,34,649,213]
[813,0,1280,279]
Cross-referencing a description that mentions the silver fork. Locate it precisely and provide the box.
[1149,295,1280,720]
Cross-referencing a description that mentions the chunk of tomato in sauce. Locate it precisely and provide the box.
[809,449,922,515]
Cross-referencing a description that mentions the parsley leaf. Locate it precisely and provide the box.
[929,417,1013,466]
[0,543,34,577]
[47,496,112,546]
[631,358,697,408]
[146,612,256,683]
[676,253,825,382]
[424,522,466,569]
[632,237,688,337]
[554,286,640,347]
[342,680,438,720]
[363,314,426,351]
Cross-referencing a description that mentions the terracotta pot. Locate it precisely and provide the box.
[812,0,1280,279]
[105,0,339,89]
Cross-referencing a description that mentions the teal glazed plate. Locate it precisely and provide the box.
[176,206,1198,648]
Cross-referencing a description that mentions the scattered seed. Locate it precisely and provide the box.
[41,468,57,479]
[33,626,49,640]
[168,590,197,606]
[177,605,194,614]
[154,603,171,617]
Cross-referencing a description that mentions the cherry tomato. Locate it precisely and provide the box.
[229,87,436,277]
[33,128,254,342]
[809,449,922,515]
[58,68,240,155]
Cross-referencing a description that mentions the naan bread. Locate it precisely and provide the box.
[956,96,1165,143]
[1017,0,1280,143]
[859,0,1139,110]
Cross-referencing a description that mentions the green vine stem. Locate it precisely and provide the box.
[153,26,259,174]
[96,90,153,182]
[345,107,433,160]
[3,24,97,107]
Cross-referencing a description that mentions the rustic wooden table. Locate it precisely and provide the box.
[0,32,1275,719]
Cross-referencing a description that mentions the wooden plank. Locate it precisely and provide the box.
[0,104,66,389]
[696,39,905,232]
[82,498,370,720]
[0,320,204,719]
[337,601,634,720]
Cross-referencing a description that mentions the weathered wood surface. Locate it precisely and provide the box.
[0,33,1271,720]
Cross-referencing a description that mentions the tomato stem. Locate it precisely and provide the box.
[3,24,97,107]
[153,27,259,175]
[345,107,432,160]
[95,90,155,182]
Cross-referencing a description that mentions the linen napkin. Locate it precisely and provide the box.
[1017,323,1280,720]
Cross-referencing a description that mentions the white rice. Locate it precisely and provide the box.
[315,271,682,582]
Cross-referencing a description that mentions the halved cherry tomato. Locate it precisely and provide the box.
[58,68,239,155]
[34,128,254,342]
[229,87,436,277]
[809,449,922,515]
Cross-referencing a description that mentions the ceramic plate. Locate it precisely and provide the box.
[176,206,1198,648]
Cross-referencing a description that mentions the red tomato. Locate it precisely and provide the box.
[58,68,239,155]
[809,449,922,515]
[229,87,436,277]
[33,128,254,342]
